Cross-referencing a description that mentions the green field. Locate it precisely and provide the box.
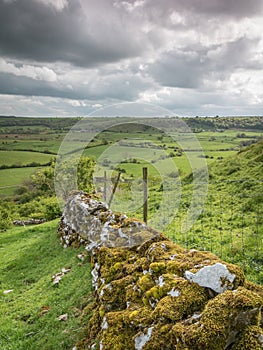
[0,117,262,196]
[0,140,61,154]
[0,167,41,196]
[0,151,53,167]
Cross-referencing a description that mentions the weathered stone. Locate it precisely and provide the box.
[58,193,263,350]
[184,262,236,293]
[58,191,162,252]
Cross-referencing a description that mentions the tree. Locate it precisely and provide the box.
[55,156,95,200]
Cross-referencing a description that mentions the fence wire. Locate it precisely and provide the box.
[96,176,263,282]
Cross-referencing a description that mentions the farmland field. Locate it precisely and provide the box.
[0,151,53,166]
[0,167,42,196]
[0,116,262,196]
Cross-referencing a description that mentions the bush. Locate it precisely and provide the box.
[0,207,12,231]
[44,197,61,220]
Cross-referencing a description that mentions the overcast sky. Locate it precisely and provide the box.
[0,0,263,117]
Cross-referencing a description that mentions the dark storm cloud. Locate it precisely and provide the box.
[0,0,144,67]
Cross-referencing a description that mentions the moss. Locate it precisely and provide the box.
[128,306,153,327]
[135,229,168,256]
[95,246,129,268]
[131,229,164,247]
[100,311,135,350]
[78,308,102,349]
[125,283,143,308]
[149,261,166,273]
[172,287,262,350]
[125,256,149,276]
[145,240,184,262]
[167,259,194,276]
[138,274,155,292]
[123,216,143,227]
[145,285,163,301]
[232,325,263,350]
[224,262,245,289]
[105,261,124,280]
[141,324,174,350]
[99,275,135,311]
[152,280,208,322]
[244,280,263,299]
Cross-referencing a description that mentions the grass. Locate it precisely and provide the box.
[0,151,53,167]
[0,140,61,154]
[0,167,41,196]
[0,220,93,350]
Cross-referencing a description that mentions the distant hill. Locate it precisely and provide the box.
[0,115,263,132]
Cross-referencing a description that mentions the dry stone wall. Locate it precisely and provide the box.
[58,192,263,350]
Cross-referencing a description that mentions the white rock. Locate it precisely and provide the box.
[91,263,100,290]
[167,288,180,297]
[134,327,154,350]
[101,316,108,330]
[184,262,236,293]
[170,254,177,260]
[158,276,165,287]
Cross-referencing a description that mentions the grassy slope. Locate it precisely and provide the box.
[0,220,92,350]
[210,139,263,181]
[163,140,263,283]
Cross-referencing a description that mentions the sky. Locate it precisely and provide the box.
[1,0,263,117]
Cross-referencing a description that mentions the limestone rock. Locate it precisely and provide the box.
[58,191,162,252]
[184,262,236,293]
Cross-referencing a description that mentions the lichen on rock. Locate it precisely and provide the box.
[58,192,263,350]
[57,191,160,252]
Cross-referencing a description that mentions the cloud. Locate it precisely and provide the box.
[35,0,69,11]
[149,37,262,89]
[0,0,148,67]
[0,0,263,116]
[142,0,263,20]
[0,65,150,102]
[0,58,57,82]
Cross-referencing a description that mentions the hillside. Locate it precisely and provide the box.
[163,140,263,284]
[0,220,92,350]
[210,139,263,181]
